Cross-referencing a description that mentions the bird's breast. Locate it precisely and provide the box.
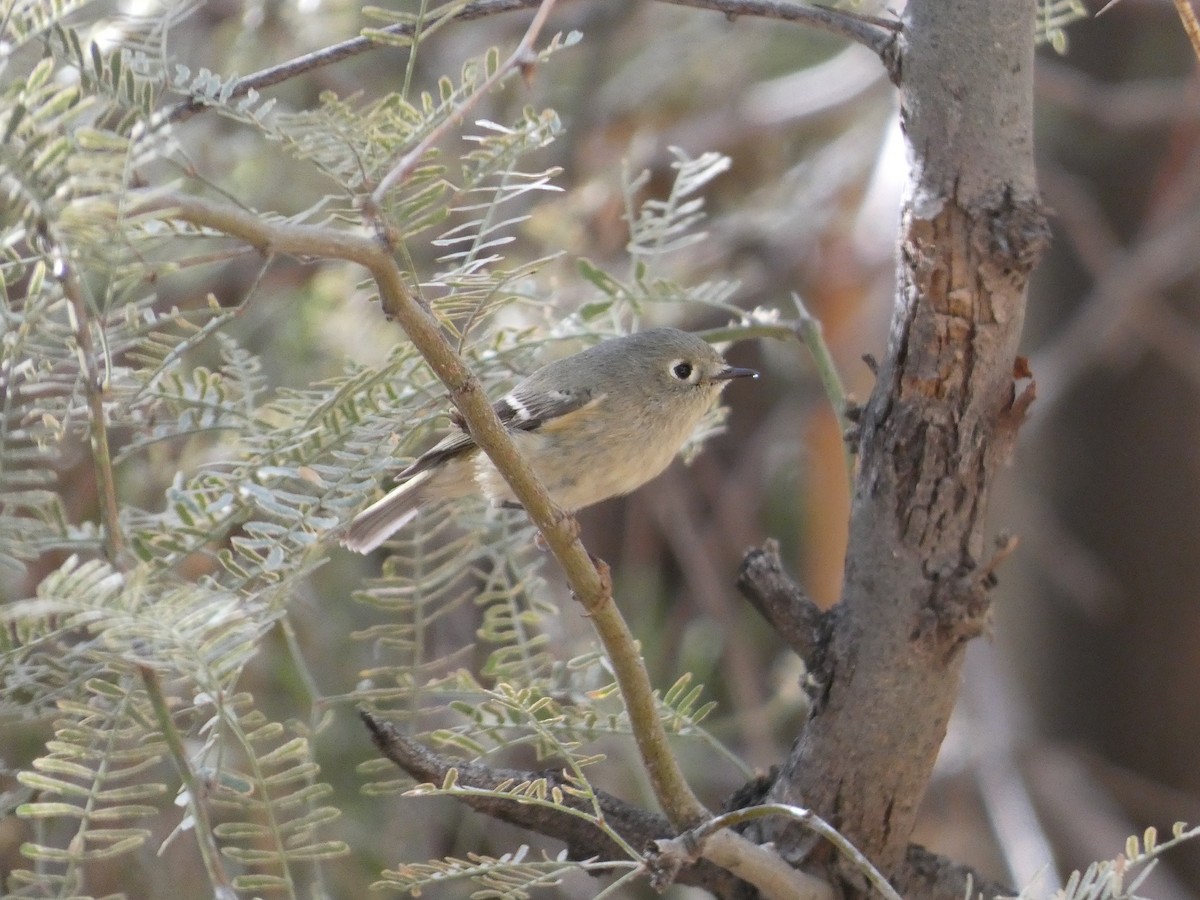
[472,394,713,511]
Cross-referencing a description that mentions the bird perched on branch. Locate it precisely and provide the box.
[340,327,758,553]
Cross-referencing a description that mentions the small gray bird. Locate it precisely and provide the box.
[340,327,757,553]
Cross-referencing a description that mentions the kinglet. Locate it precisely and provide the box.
[340,327,758,553]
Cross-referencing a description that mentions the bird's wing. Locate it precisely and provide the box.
[398,386,603,481]
[395,429,475,481]
[489,385,603,432]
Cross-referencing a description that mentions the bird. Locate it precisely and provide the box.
[339,327,758,553]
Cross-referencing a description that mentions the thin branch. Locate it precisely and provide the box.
[657,0,901,67]
[792,292,853,484]
[736,540,825,664]
[140,665,234,895]
[370,0,560,205]
[699,831,833,900]
[163,0,542,124]
[655,803,901,900]
[163,0,900,130]
[359,712,750,898]
[361,712,832,900]
[57,253,126,564]
[792,294,848,419]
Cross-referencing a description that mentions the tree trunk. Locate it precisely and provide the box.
[765,0,1049,882]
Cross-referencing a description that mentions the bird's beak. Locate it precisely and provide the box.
[711,365,759,381]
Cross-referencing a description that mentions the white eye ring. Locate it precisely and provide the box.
[670,359,696,382]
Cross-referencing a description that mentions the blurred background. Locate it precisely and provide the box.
[4,0,1200,896]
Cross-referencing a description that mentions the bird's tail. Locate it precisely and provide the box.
[339,470,435,554]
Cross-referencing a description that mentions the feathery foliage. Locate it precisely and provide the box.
[3,0,1195,898]
[373,842,635,898]
[0,1,755,896]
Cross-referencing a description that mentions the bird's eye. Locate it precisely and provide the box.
[671,361,693,381]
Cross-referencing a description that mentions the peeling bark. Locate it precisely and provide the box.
[761,0,1050,886]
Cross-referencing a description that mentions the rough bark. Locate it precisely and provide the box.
[762,0,1049,885]
[737,540,827,663]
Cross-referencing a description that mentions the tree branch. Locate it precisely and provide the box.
[162,0,901,128]
[359,712,752,897]
[56,249,126,565]
[759,0,1049,885]
[370,0,560,204]
[736,540,826,666]
[657,0,901,74]
[653,803,900,900]
[363,712,1005,900]
[361,712,833,900]
[163,0,543,124]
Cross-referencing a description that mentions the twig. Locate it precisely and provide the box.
[699,830,833,900]
[792,293,854,484]
[57,253,127,564]
[659,0,899,59]
[369,0,560,207]
[163,0,541,124]
[664,0,900,83]
[163,0,900,131]
[140,664,235,896]
[660,803,901,900]
[792,293,848,420]
[359,712,754,898]
[736,540,825,664]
